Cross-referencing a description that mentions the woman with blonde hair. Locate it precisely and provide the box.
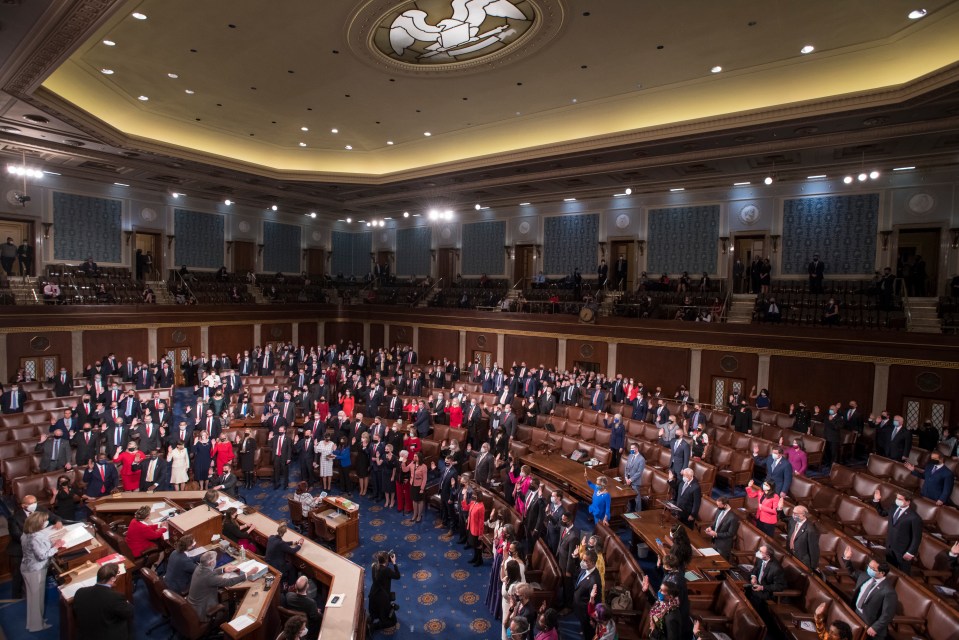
[21,511,66,631]
[407,452,428,523]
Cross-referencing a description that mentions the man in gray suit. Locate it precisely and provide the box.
[473,443,493,487]
[841,549,898,640]
[187,551,254,622]
[623,444,646,512]
[668,428,690,476]
[36,429,72,472]
[210,463,238,497]
[703,496,740,560]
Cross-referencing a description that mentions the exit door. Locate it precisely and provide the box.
[732,235,765,294]
[305,248,325,278]
[514,245,536,287]
[134,231,162,280]
[896,227,940,297]
[163,346,192,387]
[234,241,256,274]
[609,241,632,291]
[437,248,457,286]
[712,376,746,409]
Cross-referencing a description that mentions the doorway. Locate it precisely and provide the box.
[375,250,393,283]
[437,248,457,286]
[163,346,192,387]
[903,396,951,431]
[233,241,256,274]
[609,240,632,291]
[711,376,746,409]
[472,350,493,369]
[305,248,325,278]
[134,231,162,280]
[21,355,58,382]
[0,218,33,276]
[732,234,766,294]
[896,227,940,297]
[514,245,536,287]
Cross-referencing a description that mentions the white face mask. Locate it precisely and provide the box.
[755,550,764,561]
[25,503,37,513]
[580,560,588,571]
[895,499,906,509]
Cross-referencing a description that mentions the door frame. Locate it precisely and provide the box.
[608,236,635,291]
[892,223,947,297]
[133,228,163,280]
[0,217,35,277]
[730,232,768,293]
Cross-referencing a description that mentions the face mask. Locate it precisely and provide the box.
[128,447,135,452]
[298,628,308,638]
[552,497,560,506]
[895,499,905,508]
[866,567,877,579]
[25,503,37,513]
[755,551,764,560]
[580,560,588,571]
[657,591,666,602]
[763,486,771,493]
[53,435,62,440]
[506,630,512,639]
[828,409,835,415]
[772,454,780,461]
[893,420,901,428]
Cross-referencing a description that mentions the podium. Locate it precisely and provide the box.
[310,495,359,554]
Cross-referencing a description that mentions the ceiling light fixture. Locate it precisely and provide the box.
[474,204,482,210]
[519,202,531,206]
[670,187,685,192]
[346,217,352,223]
[869,170,880,180]
[102,39,116,46]
[893,166,916,171]
[563,197,576,202]
[858,172,868,182]
[423,132,432,137]
[271,205,278,211]
[331,128,338,134]
[764,176,773,185]
[444,210,453,221]
[624,188,632,195]
[167,73,179,79]
[806,175,827,179]
[403,211,409,218]
[131,12,147,20]
[308,212,317,218]
[908,9,928,19]
[100,68,114,75]
[733,181,751,186]
[345,145,352,150]
[843,176,854,184]
[224,199,232,206]
[613,193,628,197]
[711,65,723,73]
[301,126,309,131]
[6,164,44,179]
[184,89,195,94]
[137,95,149,101]
[387,141,394,145]
[114,182,129,187]
[428,209,439,220]
[171,192,181,198]
[299,142,307,147]
[800,45,815,54]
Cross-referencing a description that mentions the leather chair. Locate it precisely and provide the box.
[141,567,173,637]
[255,446,274,479]
[689,580,766,640]
[690,459,716,496]
[161,588,225,640]
[565,406,583,422]
[286,496,309,534]
[1,455,38,492]
[524,539,560,611]
[827,464,857,492]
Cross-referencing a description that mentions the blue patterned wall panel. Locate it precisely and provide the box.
[647,205,720,274]
[263,221,301,273]
[396,227,432,276]
[543,214,598,275]
[781,194,878,275]
[52,192,122,263]
[331,230,372,277]
[174,209,224,269]
[462,220,506,275]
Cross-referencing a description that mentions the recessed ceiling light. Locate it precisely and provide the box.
[384,217,392,220]
[43,170,61,176]
[843,176,854,184]
[858,173,868,182]
[624,188,632,195]
[271,205,278,211]
[224,199,232,206]
[172,192,181,198]
[100,68,114,75]
[733,181,751,186]
[670,187,685,192]
[423,132,431,136]
[563,197,576,202]
[167,73,179,79]
[114,182,129,186]
[571,98,578,103]
[184,89,195,94]
[131,12,147,20]
[519,202,531,206]
[300,126,309,131]
[908,9,928,19]
[800,45,815,54]
[892,166,916,171]
[102,39,116,46]
[346,217,352,223]
[869,170,880,179]
[309,212,317,218]
[345,145,352,150]
[412,213,421,217]
[386,141,394,145]
[403,212,409,218]
[613,193,628,197]
[711,66,723,73]
[331,128,338,134]
[137,95,149,101]
[299,142,307,147]
[764,176,774,185]
[807,175,827,179]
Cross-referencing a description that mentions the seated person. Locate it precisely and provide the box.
[43,281,62,303]
[764,297,782,323]
[284,576,323,639]
[125,505,167,564]
[223,507,257,553]
[187,550,253,623]
[79,257,99,276]
[264,524,303,584]
[294,481,315,510]
[822,298,840,325]
[165,534,200,594]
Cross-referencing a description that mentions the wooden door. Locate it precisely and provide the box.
[163,346,192,386]
[903,396,950,430]
[514,245,535,286]
[234,241,255,274]
[711,376,746,409]
[732,235,765,294]
[0,219,31,276]
[610,241,632,291]
[20,355,58,382]
[472,350,493,369]
[134,231,162,279]
[437,248,457,286]
[306,249,325,277]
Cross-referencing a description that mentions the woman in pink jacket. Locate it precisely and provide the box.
[784,437,808,476]
[745,479,780,535]
[510,465,532,515]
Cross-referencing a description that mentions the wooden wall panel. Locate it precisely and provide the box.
[262,322,292,344]
[887,365,959,418]
[326,321,363,346]
[769,356,873,413]
[297,322,318,348]
[209,324,254,357]
[504,335,558,369]
[566,339,608,373]
[617,344,691,394]
[699,350,759,406]
[83,329,148,367]
[7,331,74,377]
[369,323,385,351]
[418,327,459,362]
[157,326,201,356]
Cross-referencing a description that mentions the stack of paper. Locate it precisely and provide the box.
[228,614,256,632]
[697,547,720,557]
[60,576,96,598]
[49,523,94,548]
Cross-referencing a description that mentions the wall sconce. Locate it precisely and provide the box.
[430,249,437,261]
[598,242,608,259]
[769,235,781,253]
[505,245,513,260]
[879,230,893,251]
[950,228,959,249]
[226,241,233,254]
[123,231,133,246]
[636,239,646,256]
[719,236,729,255]
[257,244,264,256]
[166,234,175,249]
[42,223,53,239]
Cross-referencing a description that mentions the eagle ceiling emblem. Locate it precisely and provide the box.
[386,0,532,63]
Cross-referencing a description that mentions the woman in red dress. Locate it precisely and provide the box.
[115,441,145,491]
[340,389,355,418]
[446,399,464,429]
[211,433,235,476]
[125,504,166,562]
[315,396,330,422]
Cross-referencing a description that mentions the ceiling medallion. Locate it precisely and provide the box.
[908,193,935,214]
[349,0,566,76]
[615,214,630,229]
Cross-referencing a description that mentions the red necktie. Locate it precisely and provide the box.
[99,466,105,481]
[276,436,282,455]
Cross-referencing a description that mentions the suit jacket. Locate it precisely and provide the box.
[917,462,955,504]
[103,425,129,458]
[709,507,740,559]
[523,494,546,537]
[556,525,579,574]
[269,435,293,463]
[573,568,602,613]
[754,455,793,496]
[136,424,162,452]
[673,478,701,524]
[84,462,119,497]
[414,408,431,437]
[72,429,100,465]
[156,367,175,388]
[845,561,897,640]
[285,592,322,639]
[1,389,26,413]
[187,565,245,621]
[474,452,493,486]
[887,425,912,461]
[786,519,820,570]
[589,389,607,412]
[624,452,646,491]
[51,374,73,397]
[36,437,72,471]
[164,550,200,594]
[749,557,787,600]
[211,472,238,496]
[138,456,168,491]
[134,369,155,390]
[875,502,922,560]
[669,439,691,475]
[265,535,300,574]
[73,583,134,640]
[501,412,518,439]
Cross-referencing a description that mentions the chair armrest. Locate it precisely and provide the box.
[892,616,927,630]
[789,612,815,622]
[916,569,952,579]
[771,589,803,602]
[525,569,544,583]
[698,614,730,625]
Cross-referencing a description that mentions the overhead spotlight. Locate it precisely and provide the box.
[428,209,438,220]
[7,165,44,179]
[224,199,232,206]
[711,65,722,73]
[131,12,147,20]
[764,176,773,185]
[670,187,685,192]
[858,173,868,182]
[624,188,632,195]
[733,181,751,186]
[299,142,307,147]
[331,128,338,134]
[100,68,115,75]
[893,166,916,171]
[843,176,854,184]
[869,170,880,180]
[387,141,394,145]
[908,9,928,19]
[475,203,481,210]
[366,221,371,227]
[800,45,815,54]
[184,89,195,94]
[563,197,576,202]
[403,211,409,218]
[519,202,531,206]
[423,132,431,136]
[379,220,385,227]
[344,145,352,150]
[444,210,453,220]
[346,217,352,223]
[309,212,317,218]
[301,126,309,131]
[271,205,278,211]
[172,192,181,198]
[167,73,179,79]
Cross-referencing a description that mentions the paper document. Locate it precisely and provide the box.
[185,546,206,558]
[60,577,96,599]
[935,585,957,597]
[623,513,639,520]
[799,621,816,632]
[228,615,256,631]
[151,502,167,510]
[697,547,720,556]
[49,523,94,548]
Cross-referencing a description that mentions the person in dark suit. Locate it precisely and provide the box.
[187,551,252,623]
[284,576,322,639]
[1,384,26,414]
[368,551,401,631]
[438,455,458,530]
[543,489,566,553]
[668,428,690,476]
[521,480,546,557]
[886,415,912,462]
[73,563,134,640]
[36,430,72,472]
[134,367,154,390]
[872,489,922,575]
[752,444,793,499]
[413,401,431,438]
[808,254,825,293]
[844,400,865,434]
[747,544,787,610]
[264,524,303,585]
[555,513,579,611]
[786,506,820,570]
[702,496,740,560]
[210,463,238,497]
[165,534,201,595]
[907,451,955,505]
[588,386,606,412]
[672,468,701,527]
[473,443,493,487]
[841,550,898,640]
[138,448,168,492]
[50,368,73,397]
[72,422,100,466]
[822,404,845,467]
[573,549,602,640]
[500,405,518,440]
[84,456,119,498]
[268,428,293,490]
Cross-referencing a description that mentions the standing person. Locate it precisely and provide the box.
[354,432,371,497]
[192,431,213,490]
[465,486,486,566]
[264,524,303,586]
[368,551,400,631]
[17,239,32,276]
[500,559,525,640]
[585,473,611,526]
[21,511,66,632]
[334,436,353,496]
[808,254,825,293]
[746,479,780,536]
[872,489,922,575]
[238,430,257,489]
[380,445,397,509]
[787,506,820,571]
[395,450,413,515]
[841,548,898,640]
[211,433,234,476]
[314,431,335,492]
[644,580,682,640]
[167,441,190,491]
[0,237,17,276]
[115,440,144,491]
[623,443,646,512]
[73,563,134,639]
[408,452,428,523]
[572,549,602,640]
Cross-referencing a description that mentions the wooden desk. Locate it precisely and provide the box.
[168,505,224,546]
[214,546,283,640]
[238,511,366,640]
[520,452,634,520]
[57,557,134,640]
[309,496,360,554]
[56,530,111,570]
[622,510,732,574]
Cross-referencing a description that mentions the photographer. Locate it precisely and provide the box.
[368,550,400,631]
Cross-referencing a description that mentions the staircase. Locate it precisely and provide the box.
[599,290,623,317]
[246,283,269,304]
[7,276,41,305]
[906,297,941,333]
[726,293,757,324]
[149,281,174,305]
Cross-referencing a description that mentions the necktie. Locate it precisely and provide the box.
[147,460,156,482]
[52,440,59,460]
[276,437,282,456]
[99,465,105,481]
[147,425,152,439]
[856,579,877,612]
[894,508,903,523]
[790,522,801,549]
[681,481,689,495]
[715,510,725,529]
[758,561,766,582]
[115,430,121,446]
[85,433,90,444]
[180,429,185,440]
[576,570,588,586]
[11,393,17,409]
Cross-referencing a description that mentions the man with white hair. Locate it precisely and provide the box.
[187,551,253,622]
[673,467,701,526]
